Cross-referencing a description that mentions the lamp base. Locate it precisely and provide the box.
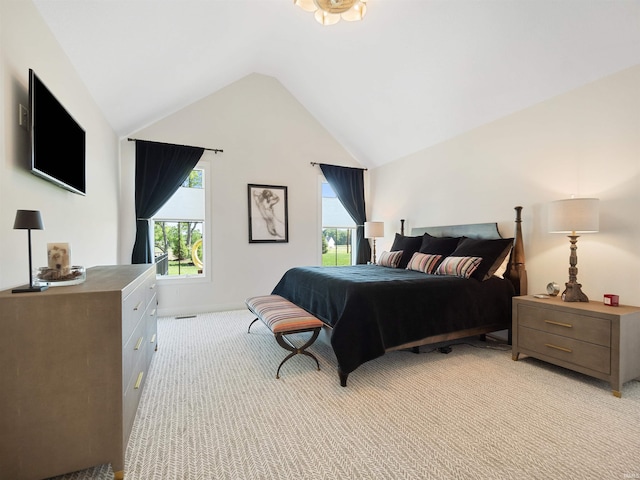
[562,281,589,302]
[12,285,49,294]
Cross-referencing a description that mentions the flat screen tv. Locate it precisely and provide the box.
[29,68,86,195]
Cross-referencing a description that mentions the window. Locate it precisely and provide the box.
[152,167,206,278]
[321,181,356,266]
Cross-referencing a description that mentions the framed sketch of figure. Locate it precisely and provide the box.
[248,184,289,243]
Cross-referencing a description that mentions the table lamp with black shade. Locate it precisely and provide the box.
[12,209,48,293]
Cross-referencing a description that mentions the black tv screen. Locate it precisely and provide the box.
[29,69,86,195]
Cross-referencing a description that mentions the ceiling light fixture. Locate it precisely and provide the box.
[294,0,367,26]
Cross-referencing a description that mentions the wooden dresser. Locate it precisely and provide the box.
[512,295,640,397]
[0,264,157,480]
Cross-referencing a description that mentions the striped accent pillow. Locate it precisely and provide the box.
[406,252,443,274]
[378,250,403,268]
[435,256,482,279]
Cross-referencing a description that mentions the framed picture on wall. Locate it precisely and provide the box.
[248,184,289,243]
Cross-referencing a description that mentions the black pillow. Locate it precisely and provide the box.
[419,234,462,256]
[448,237,513,281]
[390,233,424,269]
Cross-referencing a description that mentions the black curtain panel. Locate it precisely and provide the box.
[319,164,371,264]
[131,140,204,264]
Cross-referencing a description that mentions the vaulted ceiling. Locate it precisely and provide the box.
[33,0,640,168]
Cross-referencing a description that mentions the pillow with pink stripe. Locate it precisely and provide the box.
[406,252,442,274]
[435,256,482,279]
[377,250,403,268]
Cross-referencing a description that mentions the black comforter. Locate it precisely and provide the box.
[272,265,514,376]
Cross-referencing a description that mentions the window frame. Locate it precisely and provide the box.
[151,158,211,284]
[320,177,357,266]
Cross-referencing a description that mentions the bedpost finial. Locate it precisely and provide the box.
[514,206,523,222]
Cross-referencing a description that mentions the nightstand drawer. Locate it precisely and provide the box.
[519,326,610,374]
[518,304,611,347]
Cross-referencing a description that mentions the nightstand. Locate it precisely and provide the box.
[512,295,640,397]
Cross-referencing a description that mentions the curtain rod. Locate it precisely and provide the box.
[127,138,223,154]
[310,162,367,171]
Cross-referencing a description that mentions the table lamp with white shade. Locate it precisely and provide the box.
[364,221,384,264]
[548,197,599,302]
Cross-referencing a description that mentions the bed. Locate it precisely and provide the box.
[272,207,527,386]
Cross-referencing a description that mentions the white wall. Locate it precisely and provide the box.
[370,66,640,306]
[119,73,363,316]
[0,0,120,291]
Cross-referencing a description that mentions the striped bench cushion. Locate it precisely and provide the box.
[246,295,323,334]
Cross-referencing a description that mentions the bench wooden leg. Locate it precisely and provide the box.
[274,328,321,379]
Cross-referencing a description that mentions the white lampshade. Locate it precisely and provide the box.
[364,221,384,239]
[548,198,599,234]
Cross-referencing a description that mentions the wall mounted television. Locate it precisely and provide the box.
[29,68,86,195]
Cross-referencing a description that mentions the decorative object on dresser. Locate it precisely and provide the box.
[36,264,86,286]
[548,197,599,302]
[47,242,71,274]
[512,295,640,397]
[546,282,560,296]
[364,221,384,263]
[36,242,87,285]
[0,264,158,480]
[604,294,619,306]
[11,209,48,293]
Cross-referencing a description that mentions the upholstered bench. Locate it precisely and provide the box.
[246,294,323,379]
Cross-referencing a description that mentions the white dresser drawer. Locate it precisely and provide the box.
[123,351,147,444]
[123,314,147,391]
[144,274,157,309]
[146,294,158,365]
[122,285,147,347]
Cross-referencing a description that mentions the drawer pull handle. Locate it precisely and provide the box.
[545,320,573,328]
[135,336,144,350]
[133,301,143,312]
[150,309,156,317]
[150,283,156,290]
[134,371,144,389]
[150,334,156,344]
[545,343,572,353]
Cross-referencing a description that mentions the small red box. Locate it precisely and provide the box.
[603,294,619,307]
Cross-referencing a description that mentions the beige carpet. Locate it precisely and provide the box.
[52,310,640,480]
